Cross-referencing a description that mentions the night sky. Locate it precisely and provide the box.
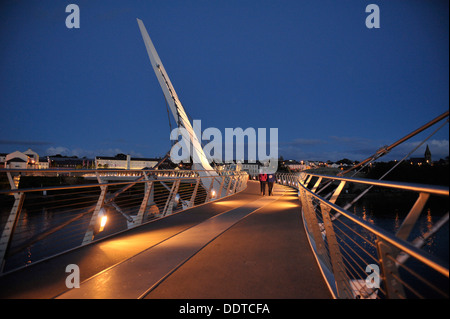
[0,0,448,163]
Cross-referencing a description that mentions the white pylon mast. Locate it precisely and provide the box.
[136,18,223,195]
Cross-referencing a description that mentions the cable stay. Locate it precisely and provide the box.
[341,117,449,212]
[338,110,449,177]
[316,110,449,197]
[309,111,449,274]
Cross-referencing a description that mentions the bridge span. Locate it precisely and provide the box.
[0,181,331,299]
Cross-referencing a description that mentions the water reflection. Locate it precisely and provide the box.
[421,209,435,252]
[361,205,375,225]
[394,209,400,233]
[351,197,448,261]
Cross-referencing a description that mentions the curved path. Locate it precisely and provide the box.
[0,181,330,299]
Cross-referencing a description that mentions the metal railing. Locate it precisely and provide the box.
[276,172,449,299]
[0,168,248,274]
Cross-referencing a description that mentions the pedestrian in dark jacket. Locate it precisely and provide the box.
[267,173,276,196]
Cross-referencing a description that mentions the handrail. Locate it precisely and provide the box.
[305,183,449,278]
[338,110,449,176]
[0,174,224,194]
[301,173,449,197]
[276,171,449,299]
[0,168,223,173]
[0,169,248,274]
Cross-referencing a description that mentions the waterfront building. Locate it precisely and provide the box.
[1,148,42,169]
[95,154,159,170]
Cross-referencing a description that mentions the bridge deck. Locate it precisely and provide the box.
[0,181,331,299]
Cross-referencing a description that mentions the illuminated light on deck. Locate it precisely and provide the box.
[100,216,107,229]
[98,208,108,232]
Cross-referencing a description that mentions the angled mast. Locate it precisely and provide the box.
[136,18,223,194]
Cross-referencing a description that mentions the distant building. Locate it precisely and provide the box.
[236,160,262,178]
[48,156,84,168]
[4,151,28,169]
[38,158,50,169]
[0,149,165,170]
[95,154,159,170]
[424,145,431,164]
[409,144,432,166]
[282,159,311,172]
[1,148,45,169]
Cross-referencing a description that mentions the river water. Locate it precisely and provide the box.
[349,194,448,261]
[344,193,448,298]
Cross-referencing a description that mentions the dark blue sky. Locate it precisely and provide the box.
[0,0,448,162]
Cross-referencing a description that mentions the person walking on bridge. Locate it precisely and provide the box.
[259,170,268,196]
[267,173,275,196]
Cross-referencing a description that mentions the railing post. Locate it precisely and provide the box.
[219,175,226,197]
[231,175,238,194]
[299,188,331,270]
[162,179,180,216]
[377,239,407,299]
[0,173,25,273]
[298,173,307,186]
[0,193,24,273]
[311,177,323,193]
[396,192,430,240]
[82,183,108,245]
[237,174,243,191]
[135,180,154,226]
[320,202,352,298]
[240,174,248,191]
[240,174,246,191]
[226,174,233,195]
[319,181,352,299]
[304,174,313,188]
[189,177,200,207]
[234,175,240,193]
[205,176,215,203]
